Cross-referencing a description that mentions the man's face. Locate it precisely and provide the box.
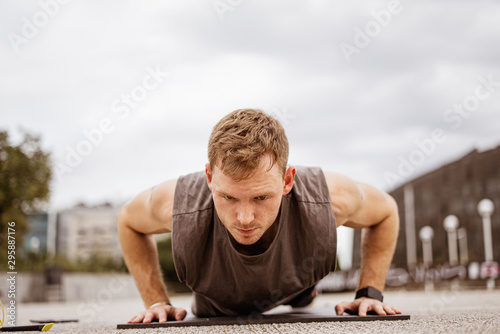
[206,156,295,246]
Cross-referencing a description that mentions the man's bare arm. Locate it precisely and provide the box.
[117,179,186,322]
[324,171,401,316]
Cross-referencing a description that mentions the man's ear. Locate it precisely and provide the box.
[282,166,296,195]
[205,163,213,190]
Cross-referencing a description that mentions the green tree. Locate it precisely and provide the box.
[157,235,190,293]
[157,236,176,281]
[0,129,52,265]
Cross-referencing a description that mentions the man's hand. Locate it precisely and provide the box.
[128,304,187,323]
[335,297,402,316]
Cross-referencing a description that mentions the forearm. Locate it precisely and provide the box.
[118,219,170,308]
[357,210,399,292]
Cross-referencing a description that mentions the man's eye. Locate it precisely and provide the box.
[224,195,233,200]
[257,196,267,200]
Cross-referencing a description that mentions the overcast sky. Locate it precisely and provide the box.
[1,0,500,211]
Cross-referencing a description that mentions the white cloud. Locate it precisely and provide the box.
[1,0,499,208]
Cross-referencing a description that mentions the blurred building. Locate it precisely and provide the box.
[56,203,122,262]
[23,213,49,255]
[352,145,500,269]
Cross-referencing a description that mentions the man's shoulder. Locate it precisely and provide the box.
[321,171,366,227]
[177,170,207,188]
[292,166,331,203]
[172,170,213,216]
[295,166,327,178]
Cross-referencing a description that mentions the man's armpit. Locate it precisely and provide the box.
[324,172,365,227]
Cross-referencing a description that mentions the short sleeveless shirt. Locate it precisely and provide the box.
[172,166,337,316]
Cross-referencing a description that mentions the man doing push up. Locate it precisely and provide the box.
[118,108,402,323]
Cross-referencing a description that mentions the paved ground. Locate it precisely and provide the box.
[8,288,500,333]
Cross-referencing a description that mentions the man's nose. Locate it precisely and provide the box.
[237,204,255,225]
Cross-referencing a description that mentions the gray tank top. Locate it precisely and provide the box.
[172,166,337,316]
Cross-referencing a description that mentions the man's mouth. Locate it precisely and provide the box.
[235,227,257,235]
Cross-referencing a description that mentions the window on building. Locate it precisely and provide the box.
[466,167,473,181]
[440,203,448,215]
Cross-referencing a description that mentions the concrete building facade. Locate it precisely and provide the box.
[352,146,500,271]
[56,203,122,262]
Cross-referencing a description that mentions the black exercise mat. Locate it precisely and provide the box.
[117,307,410,329]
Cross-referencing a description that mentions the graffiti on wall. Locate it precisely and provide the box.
[316,261,498,292]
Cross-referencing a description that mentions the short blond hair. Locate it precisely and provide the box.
[208,109,289,180]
